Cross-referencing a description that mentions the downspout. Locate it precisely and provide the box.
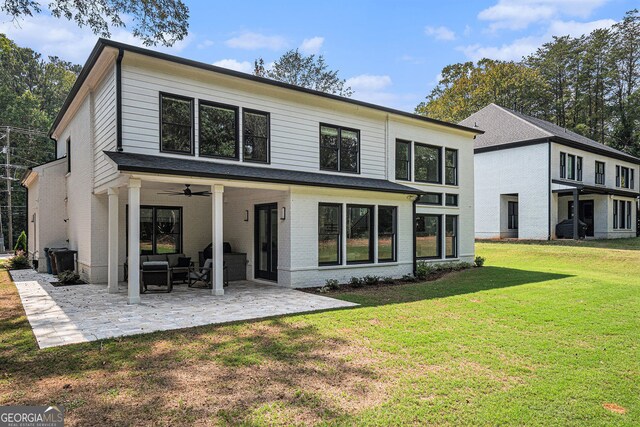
[116,48,124,152]
[412,195,418,276]
[548,139,552,240]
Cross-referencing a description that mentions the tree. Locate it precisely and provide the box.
[1,0,189,46]
[254,50,353,97]
[416,59,549,123]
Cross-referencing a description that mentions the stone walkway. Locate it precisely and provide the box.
[10,269,357,349]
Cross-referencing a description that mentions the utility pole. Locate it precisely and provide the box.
[5,126,12,251]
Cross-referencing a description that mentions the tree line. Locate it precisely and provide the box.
[417,9,640,157]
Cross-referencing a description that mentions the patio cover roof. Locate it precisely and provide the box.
[105,151,424,195]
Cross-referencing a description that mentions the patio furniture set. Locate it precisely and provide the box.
[124,242,246,293]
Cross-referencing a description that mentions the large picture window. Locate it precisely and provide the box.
[320,124,360,173]
[243,109,270,163]
[199,101,238,159]
[318,204,342,265]
[614,200,633,229]
[160,93,193,154]
[346,205,373,263]
[131,206,182,255]
[414,143,441,183]
[445,148,458,185]
[415,214,441,259]
[616,166,634,189]
[595,161,605,185]
[395,139,411,181]
[445,215,458,259]
[378,206,397,262]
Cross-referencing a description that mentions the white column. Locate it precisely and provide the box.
[127,178,141,304]
[107,187,119,294]
[212,184,224,295]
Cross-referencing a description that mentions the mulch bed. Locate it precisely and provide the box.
[300,270,453,295]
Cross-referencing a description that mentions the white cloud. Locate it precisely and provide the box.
[197,39,214,49]
[225,32,287,50]
[425,25,456,41]
[0,12,192,63]
[399,54,425,64]
[459,18,616,61]
[212,59,253,74]
[299,36,324,54]
[478,0,611,31]
[345,74,392,91]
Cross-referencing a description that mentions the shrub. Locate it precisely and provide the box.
[362,275,380,286]
[324,279,340,290]
[349,276,363,287]
[401,274,417,282]
[382,276,394,284]
[474,256,486,267]
[58,270,80,284]
[14,231,27,253]
[7,251,30,270]
[415,261,435,280]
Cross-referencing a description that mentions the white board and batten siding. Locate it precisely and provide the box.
[119,53,388,179]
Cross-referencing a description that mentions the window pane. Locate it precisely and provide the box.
[445,149,457,185]
[318,204,341,265]
[155,208,181,254]
[347,205,372,263]
[445,194,458,206]
[417,193,442,205]
[567,155,575,179]
[243,111,269,162]
[161,95,192,153]
[445,216,457,258]
[396,140,410,180]
[140,208,154,255]
[378,206,396,261]
[340,129,359,172]
[415,144,440,183]
[416,214,441,258]
[199,103,237,158]
[320,126,339,170]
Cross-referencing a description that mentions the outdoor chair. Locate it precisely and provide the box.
[170,256,192,284]
[188,259,229,289]
[140,261,172,293]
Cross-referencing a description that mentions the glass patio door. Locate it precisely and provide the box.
[255,203,278,281]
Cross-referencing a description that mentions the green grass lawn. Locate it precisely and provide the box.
[1,240,639,426]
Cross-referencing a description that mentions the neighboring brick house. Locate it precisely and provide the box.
[23,39,480,303]
[462,104,640,240]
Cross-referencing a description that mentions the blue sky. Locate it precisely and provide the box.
[0,0,634,112]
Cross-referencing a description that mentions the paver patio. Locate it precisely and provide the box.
[10,269,357,349]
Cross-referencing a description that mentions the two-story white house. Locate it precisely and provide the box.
[462,104,640,240]
[23,39,480,304]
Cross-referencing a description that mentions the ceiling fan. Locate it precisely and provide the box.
[157,184,211,197]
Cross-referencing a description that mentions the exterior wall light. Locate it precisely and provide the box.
[280,207,286,221]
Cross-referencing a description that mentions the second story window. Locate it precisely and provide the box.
[395,139,411,181]
[616,165,634,189]
[66,137,71,173]
[567,154,576,180]
[560,152,566,178]
[320,124,360,173]
[199,101,238,159]
[243,109,270,163]
[577,156,583,181]
[160,93,193,155]
[445,148,458,185]
[415,143,441,184]
[595,161,605,185]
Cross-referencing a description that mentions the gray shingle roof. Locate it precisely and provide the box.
[105,151,423,195]
[461,103,640,163]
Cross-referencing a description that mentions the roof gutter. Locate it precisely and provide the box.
[116,48,124,152]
